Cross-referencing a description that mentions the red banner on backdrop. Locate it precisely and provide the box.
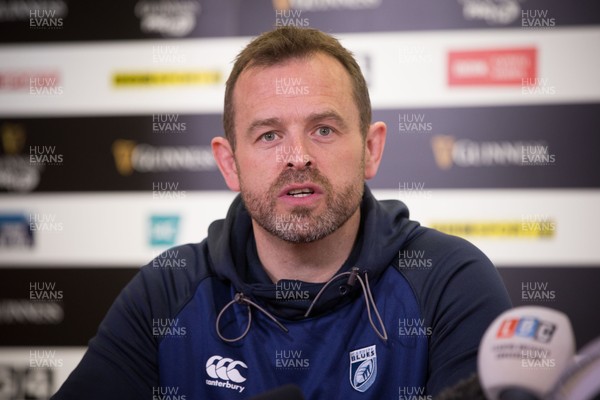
[448,48,537,86]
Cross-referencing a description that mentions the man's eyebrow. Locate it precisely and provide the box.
[246,117,282,135]
[307,111,349,131]
[246,111,349,136]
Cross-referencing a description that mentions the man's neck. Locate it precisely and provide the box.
[252,209,361,283]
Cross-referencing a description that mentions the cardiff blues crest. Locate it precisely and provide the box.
[349,345,377,392]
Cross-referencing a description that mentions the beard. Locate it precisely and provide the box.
[239,163,364,243]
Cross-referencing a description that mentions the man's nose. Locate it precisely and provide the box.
[285,135,312,169]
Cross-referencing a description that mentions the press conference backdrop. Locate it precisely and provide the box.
[1,0,599,398]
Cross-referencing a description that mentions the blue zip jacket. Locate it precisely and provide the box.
[52,186,511,399]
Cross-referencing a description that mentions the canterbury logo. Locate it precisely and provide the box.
[205,355,247,383]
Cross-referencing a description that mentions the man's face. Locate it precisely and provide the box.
[230,52,367,243]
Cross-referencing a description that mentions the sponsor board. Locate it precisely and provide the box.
[0,0,237,43]
[1,104,598,192]
[0,268,137,346]
[0,347,86,399]
[0,115,223,192]
[1,0,599,44]
[371,104,600,189]
[376,188,600,267]
[0,189,597,267]
[0,191,235,266]
[240,0,599,35]
[1,28,600,116]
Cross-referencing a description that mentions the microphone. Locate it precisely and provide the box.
[247,384,305,400]
[478,306,576,400]
[548,335,600,400]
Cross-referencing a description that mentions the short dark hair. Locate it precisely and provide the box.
[223,26,371,150]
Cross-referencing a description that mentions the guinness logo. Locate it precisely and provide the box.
[112,139,136,176]
[430,135,455,170]
[1,123,26,155]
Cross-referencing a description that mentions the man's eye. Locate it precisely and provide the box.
[260,132,277,142]
[316,127,332,136]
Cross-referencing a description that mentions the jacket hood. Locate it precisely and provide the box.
[207,185,421,320]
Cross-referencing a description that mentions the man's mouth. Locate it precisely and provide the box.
[287,188,315,198]
[278,183,321,199]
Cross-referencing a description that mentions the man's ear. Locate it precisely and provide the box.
[211,136,240,192]
[364,121,387,180]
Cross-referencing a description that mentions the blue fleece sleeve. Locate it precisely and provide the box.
[400,229,512,396]
[51,244,206,399]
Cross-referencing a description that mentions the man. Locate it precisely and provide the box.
[52,27,511,399]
